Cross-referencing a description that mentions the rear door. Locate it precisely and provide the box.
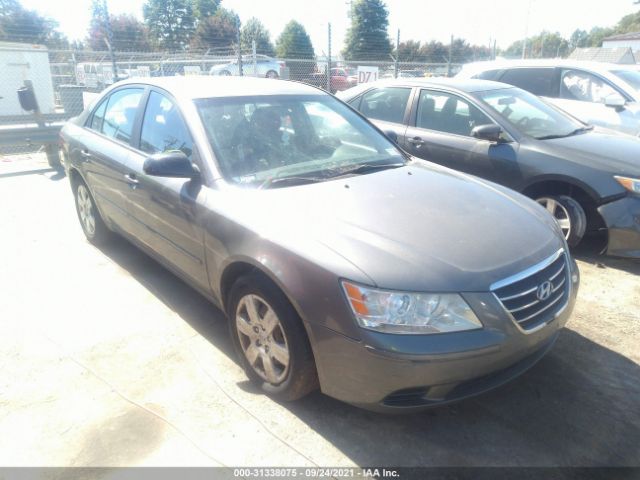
[356,86,412,141]
[79,87,145,233]
[403,88,518,185]
[125,89,209,290]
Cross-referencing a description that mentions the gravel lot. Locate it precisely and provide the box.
[1,153,639,467]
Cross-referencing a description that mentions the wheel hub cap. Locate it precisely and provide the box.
[236,294,290,384]
[536,197,571,240]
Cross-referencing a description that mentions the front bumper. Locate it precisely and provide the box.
[599,194,640,258]
[307,265,579,413]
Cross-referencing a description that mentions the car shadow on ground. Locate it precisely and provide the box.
[97,235,640,467]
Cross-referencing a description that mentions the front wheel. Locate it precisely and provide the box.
[536,195,587,247]
[227,273,318,401]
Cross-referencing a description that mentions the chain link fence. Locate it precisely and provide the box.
[0,43,466,159]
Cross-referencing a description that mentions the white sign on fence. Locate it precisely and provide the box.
[357,66,379,84]
[101,66,114,85]
[183,65,202,76]
[135,66,150,77]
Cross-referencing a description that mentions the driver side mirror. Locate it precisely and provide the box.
[604,93,625,111]
[143,151,200,179]
[471,124,503,143]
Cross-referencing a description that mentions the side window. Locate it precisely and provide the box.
[348,96,362,110]
[474,69,502,81]
[416,89,494,137]
[560,69,619,103]
[500,68,556,96]
[89,99,107,132]
[140,91,193,158]
[358,87,411,124]
[101,88,143,144]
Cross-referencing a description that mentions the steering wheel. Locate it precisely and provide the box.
[516,116,531,129]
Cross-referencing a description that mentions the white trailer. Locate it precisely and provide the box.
[0,42,55,116]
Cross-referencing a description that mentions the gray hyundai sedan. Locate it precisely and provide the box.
[60,77,579,411]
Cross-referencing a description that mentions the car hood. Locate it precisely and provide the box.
[221,161,564,292]
[541,128,640,177]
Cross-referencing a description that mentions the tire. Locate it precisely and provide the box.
[73,179,111,245]
[536,195,587,247]
[265,70,279,79]
[219,70,232,76]
[227,273,318,401]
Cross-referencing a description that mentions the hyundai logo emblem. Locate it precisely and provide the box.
[536,281,553,301]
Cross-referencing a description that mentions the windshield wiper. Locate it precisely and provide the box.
[536,125,594,140]
[259,175,326,189]
[326,162,406,178]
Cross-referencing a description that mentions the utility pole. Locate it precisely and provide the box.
[394,28,400,79]
[447,34,453,77]
[236,19,243,76]
[252,40,257,77]
[101,0,118,83]
[522,0,532,59]
[327,23,332,92]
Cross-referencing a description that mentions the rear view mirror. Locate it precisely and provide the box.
[471,124,503,143]
[384,130,399,144]
[143,151,199,179]
[17,86,38,112]
[604,93,625,110]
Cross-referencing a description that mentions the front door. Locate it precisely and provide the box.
[126,90,208,290]
[403,88,517,185]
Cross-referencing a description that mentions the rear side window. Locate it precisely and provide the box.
[474,69,502,81]
[89,99,107,131]
[359,87,411,124]
[101,88,144,144]
[500,68,556,97]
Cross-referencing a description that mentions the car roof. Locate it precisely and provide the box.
[114,76,325,100]
[459,59,636,75]
[339,77,513,97]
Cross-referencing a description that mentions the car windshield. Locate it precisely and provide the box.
[477,88,585,139]
[195,94,406,187]
[611,69,640,92]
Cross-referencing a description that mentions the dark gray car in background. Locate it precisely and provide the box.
[338,79,640,258]
[60,77,579,411]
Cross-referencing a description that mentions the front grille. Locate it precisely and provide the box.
[492,250,569,332]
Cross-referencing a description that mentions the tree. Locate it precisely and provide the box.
[276,21,314,79]
[190,7,238,52]
[143,0,195,51]
[88,9,151,51]
[395,40,424,62]
[241,17,275,56]
[420,40,448,62]
[193,0,219,20]
[0,0,68,47]
[569,29,589,50]
[343,0,392,61]
[275,20,314,59]
[503,31,569,59]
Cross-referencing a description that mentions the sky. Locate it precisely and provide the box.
[19,0,640,52]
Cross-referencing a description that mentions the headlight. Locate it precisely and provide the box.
[341,281,482,334]
[614,175,640,194]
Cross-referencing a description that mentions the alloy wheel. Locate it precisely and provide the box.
[235,294,290,384]
[77,184,96,236]
[536,197,571,240]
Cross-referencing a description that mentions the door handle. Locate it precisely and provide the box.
[407,137,425,146]
[80,149,92,162]
[124,173,139,188]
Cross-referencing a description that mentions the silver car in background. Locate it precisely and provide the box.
[458,60,640,136]
[209,55,284,78]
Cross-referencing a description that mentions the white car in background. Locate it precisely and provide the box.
[209,55,284,78]
[457,60,640,136]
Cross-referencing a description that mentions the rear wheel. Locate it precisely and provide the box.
[536,195,587,247]
[227,273,318,401]
[265,70,279,79]
[219,70,232,76]
[74,180,111,245]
